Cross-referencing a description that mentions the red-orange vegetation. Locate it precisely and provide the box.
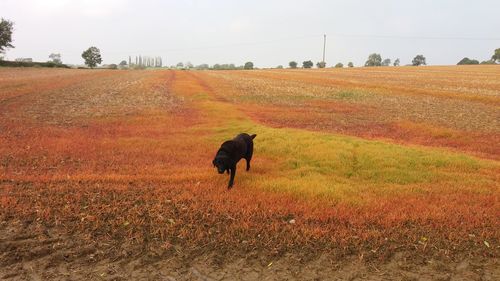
[1,68,498,263]
[199,67,500,160]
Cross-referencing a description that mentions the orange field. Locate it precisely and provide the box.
[203,66,500,160]
[0,66,499,279]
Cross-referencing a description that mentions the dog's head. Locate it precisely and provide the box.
[212,156,228,174]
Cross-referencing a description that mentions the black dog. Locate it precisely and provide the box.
[212,133,256,189]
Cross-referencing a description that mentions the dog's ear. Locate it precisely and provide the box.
[250,134,257,139]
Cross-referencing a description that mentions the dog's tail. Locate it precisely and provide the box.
[250,134,257,139]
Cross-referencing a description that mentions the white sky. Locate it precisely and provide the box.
[1,0,499,67]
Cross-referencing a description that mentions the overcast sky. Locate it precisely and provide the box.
[1,0,499,67]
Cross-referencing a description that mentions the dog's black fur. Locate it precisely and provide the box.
[212,133,256,189]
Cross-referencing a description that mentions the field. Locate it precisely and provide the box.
[0,66,499,280]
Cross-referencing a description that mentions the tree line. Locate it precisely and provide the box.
[286,54,422,69]
[126,56,163,68]
[283,49,499,69]
[457,50,499,65]
[175,62,254,70]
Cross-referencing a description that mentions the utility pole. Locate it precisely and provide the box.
[322,34,327,63]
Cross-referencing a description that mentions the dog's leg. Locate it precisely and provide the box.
[245,142,253,171]
[245,158,250,171]
[228,165,236,189]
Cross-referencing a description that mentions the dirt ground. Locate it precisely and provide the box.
[1,220,498,281]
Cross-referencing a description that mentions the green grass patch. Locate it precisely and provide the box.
[329,90,366,101]
[190,92,210,101]
[207,117,498,202]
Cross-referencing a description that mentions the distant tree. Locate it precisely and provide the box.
[335,63,344,68]
[302,60,313,68]
[195,64,209,70]
[81,46,102,68]
[382,58,391,66]
[469,59,479,65]
[0,18,14,54]
[15,58,32,62]
[457,57,479,65]
[365,53,382,66]
[244,61,254,70]
[108,64,118,69]
[276,65,283,69]
[185,62,193,69]
[49,53,62,64]
[492,48,500,63]
[347,62,354,67]
[393,58,400,66]
[176,62,184,68]
[119,60,127,66]
[412,55,426,66]
[480,59,496,65]
[316,61,326,68]
[289,61,298,69]
[210,64,237,70]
